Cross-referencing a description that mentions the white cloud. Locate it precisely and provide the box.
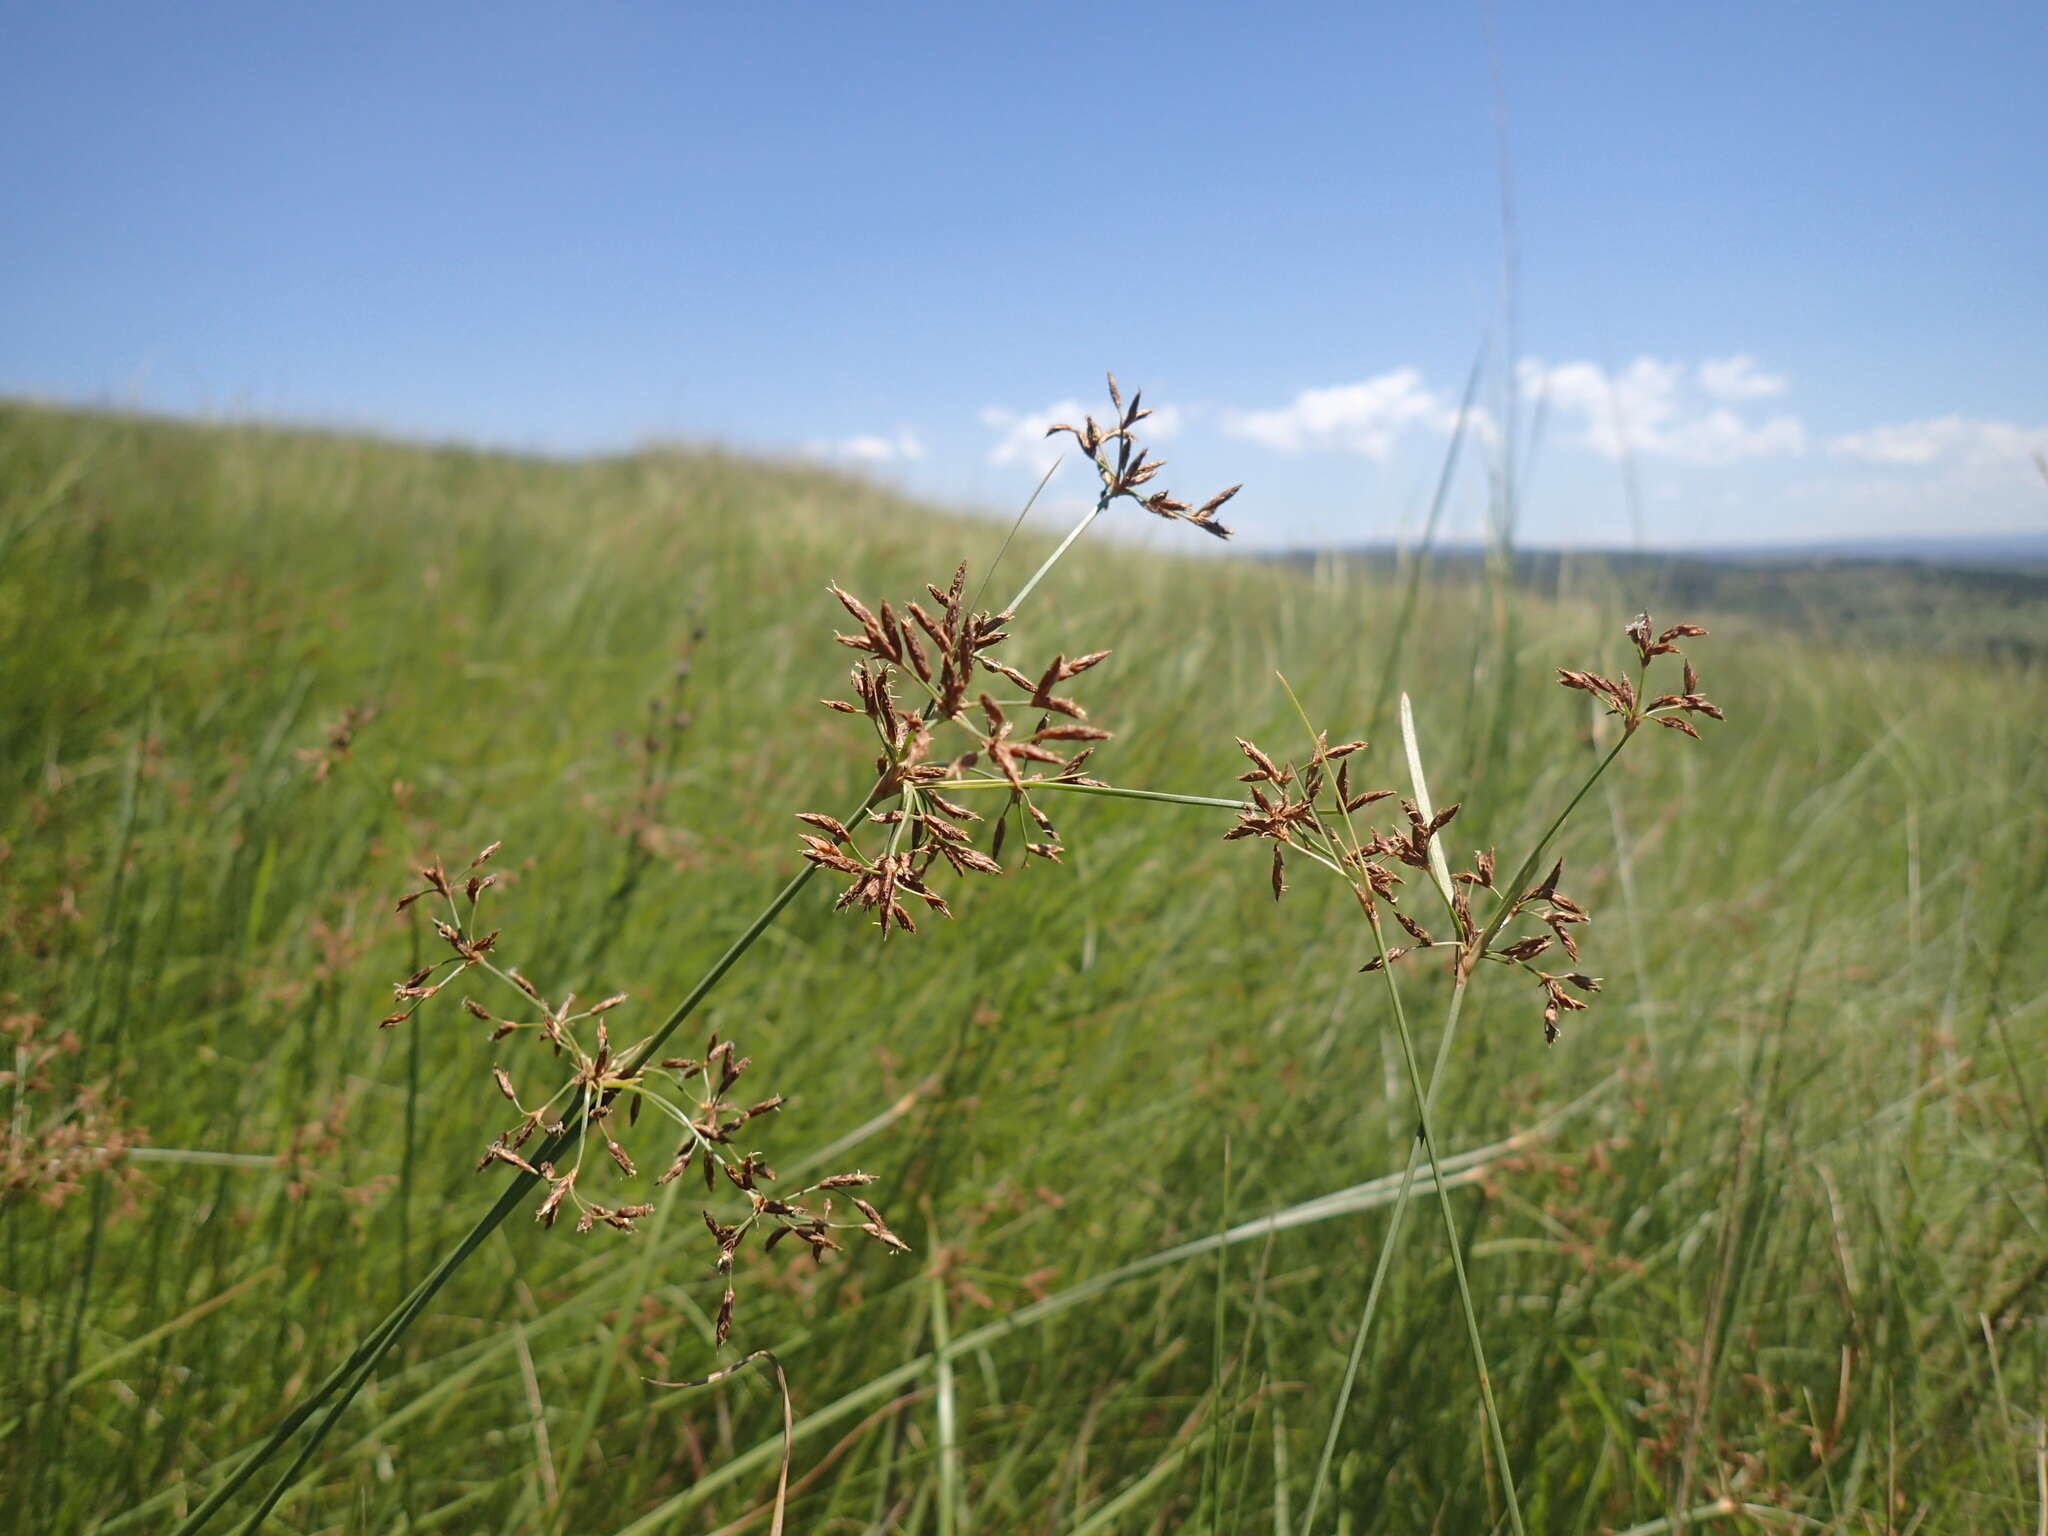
[804,428,926,465]
[1827,414,2048,469]
[1218,357,1806,467]
[1521,355,1806,465]
[979,399,1086,474]
[977,400,1181,476]
[1698,354,1788,402]
[1220,369,1472,459]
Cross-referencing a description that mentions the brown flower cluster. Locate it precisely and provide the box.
[384,846,905,1347]
[295,703,376,782]
[0,1004,146,1213]
[1223,733,1387,902]
[1557,613,1724,738]
[1226,613,1720,1042]
[799,561,1113,934]
[1226,739,1604,1041]
[1227,733,1485,955]
[1046,373,1239,538]
[1486,858,1602,1044]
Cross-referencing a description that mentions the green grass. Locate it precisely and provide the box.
[4,400,2046,1532]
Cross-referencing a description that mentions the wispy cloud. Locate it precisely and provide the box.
[1697,354,1788,402]
[804,428,926,464]
[1219,369,1471,459]
[1522,356,1805,465]
[1827,414,2048,468]
[978,399,1183,474]
[979,400,1085,475]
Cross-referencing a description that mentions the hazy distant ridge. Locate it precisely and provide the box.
[1264,536,2048,660]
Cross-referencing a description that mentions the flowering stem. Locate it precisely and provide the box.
[170,492,1117,1532]
[1313,718,1639,1535]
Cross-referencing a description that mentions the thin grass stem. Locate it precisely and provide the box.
[921,780,1244,812]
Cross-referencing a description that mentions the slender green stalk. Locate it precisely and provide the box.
[1298,686,1636,1534]
[1382,973,1524,1533]
[925,780,1244,812]
[1347,706,1641,1532]
[1003,489,1106,614]
[1390,695,1524,1526]
[1287,682,1498,1532]
[964,455,1062,617]
[1477,731,1629,952]
[1300,1075,1423,1532]
[1299,912,1514,1530]
[928,1245,961,1536]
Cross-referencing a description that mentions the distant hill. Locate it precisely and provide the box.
[1266,540,2048,662]
[1692,531,2048,570]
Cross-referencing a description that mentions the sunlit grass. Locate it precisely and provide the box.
[3,401,2045,1532]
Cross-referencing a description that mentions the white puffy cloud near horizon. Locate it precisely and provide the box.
[1216,355,1808,468]
[1828,414,2048,469]
[803,427,926,464]
[966,356,2046,545]
[1519,355,1807,465]
[1219,368,1476,459]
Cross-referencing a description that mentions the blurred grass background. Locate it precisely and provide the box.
[3,401,2045,1532]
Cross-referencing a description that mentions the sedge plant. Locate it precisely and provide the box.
[162,376,1722,1532]
[164,375,1239,1531]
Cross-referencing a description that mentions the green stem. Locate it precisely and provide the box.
[1387,975,1526,1534]
[1477,731,1629,952]
[172,1166,549,1536]
[1002,490,1106,614]
[1300,925,1515,1532]
[1302,1103,1423,1533]
[925,779,1244,812]
[1290,685,1527,1530]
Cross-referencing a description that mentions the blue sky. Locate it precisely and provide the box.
[5,1,2045,549]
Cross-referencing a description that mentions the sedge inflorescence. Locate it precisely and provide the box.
[798,373,1243,938]
[380,843,906,1345]
[1225,612,1721,1043]
[795,561,1112,935]
[0,1004,145,1214]
[1044,372,1240,539]
[368,376,1244,1366]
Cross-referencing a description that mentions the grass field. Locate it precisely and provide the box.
[5,400,2046,1533]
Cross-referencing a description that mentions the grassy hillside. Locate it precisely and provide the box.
[4,402,2046,1533]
